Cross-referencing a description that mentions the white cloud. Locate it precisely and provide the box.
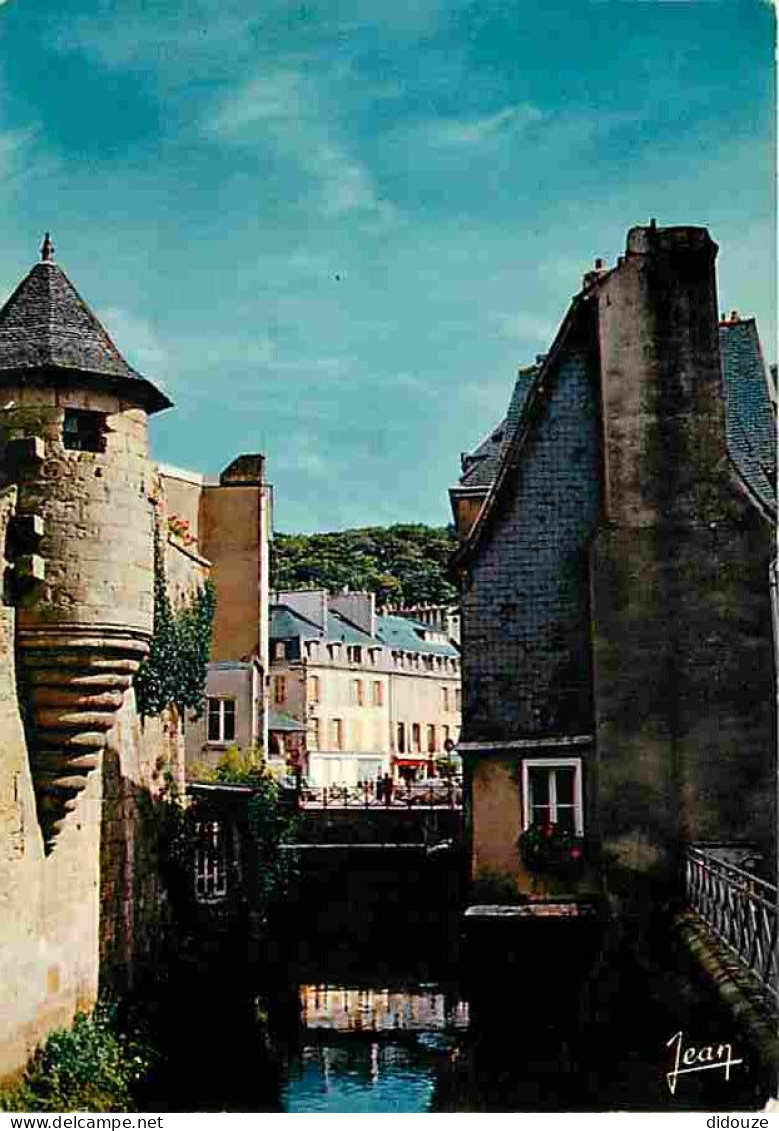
[202,70,309,139]
[491,311,557,345]
[0,126,47,186]
[313,143,395,222]
[428,104,542,147]
[99,307,168,375]
[54,6,258,73]
[273,432,329,479]
[203,68,397,224]
[265,355,349,378]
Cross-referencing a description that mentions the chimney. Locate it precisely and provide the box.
[582,257,609,291]
[329,592,376,638]
[597,223,727,526]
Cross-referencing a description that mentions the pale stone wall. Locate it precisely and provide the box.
[0,384,155,636]
[157,464,203,545]
[0,486,100,1080]
[99,696,185,993]
[165,537,210,611]
[0,460,196,1081]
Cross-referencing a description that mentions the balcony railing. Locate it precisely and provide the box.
[684,845,779,1005]
[298,777,463,810]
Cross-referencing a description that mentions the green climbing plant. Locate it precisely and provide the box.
[193,748,298,921]
[134,525,216,719]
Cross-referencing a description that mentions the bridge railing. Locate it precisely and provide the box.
[299,778,463,810]
[684,844,779,1004]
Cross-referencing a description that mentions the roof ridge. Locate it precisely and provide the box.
[452,292,587,566]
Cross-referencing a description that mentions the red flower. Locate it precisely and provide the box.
[544,823,555,838]
[570,846,582,860]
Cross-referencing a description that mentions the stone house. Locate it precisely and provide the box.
[450,223,776,905]
[268,590,461,786]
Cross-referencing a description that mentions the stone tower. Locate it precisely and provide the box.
[0,235,171,849]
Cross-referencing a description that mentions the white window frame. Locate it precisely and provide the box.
[521,757,584,836]
[207,697,236,743]
[194,820,228,904]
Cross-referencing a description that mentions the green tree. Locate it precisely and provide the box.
[271,523,458,606]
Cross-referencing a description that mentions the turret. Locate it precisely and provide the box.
[0,236,172,849]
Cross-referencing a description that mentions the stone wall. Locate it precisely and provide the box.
[0,472,199,1081]
[99,698,185,995]
[0,485,100,1080]
[592,227,777,885]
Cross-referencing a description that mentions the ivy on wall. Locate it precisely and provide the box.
[134,526,216,720]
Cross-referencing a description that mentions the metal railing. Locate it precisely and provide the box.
[297,777,463,810]
[685,845,779,1004]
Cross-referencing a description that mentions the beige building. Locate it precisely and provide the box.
[159,456,275,776]
[270,590,461,786]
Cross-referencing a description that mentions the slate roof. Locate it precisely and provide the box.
[270,605,323,640]
[375,613,459,657]
[326,612,377,646]
[456,310,777,547]
[452,291,593,566]
[459,365,538,489]
[719,318,777,519]
[0,258,171,413]
[270,603,459,656]
[269,603,376,646]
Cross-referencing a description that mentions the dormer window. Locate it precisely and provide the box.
[62,409,106,453]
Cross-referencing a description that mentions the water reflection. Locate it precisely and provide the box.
[299,984,470,1033]
[282,983,470,1114]
[141,855,772,1113]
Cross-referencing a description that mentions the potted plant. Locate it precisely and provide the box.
[518,822,585,875]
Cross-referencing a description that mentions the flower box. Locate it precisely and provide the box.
[518,823,585,875]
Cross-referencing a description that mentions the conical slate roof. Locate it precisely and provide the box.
[0,245,171,413]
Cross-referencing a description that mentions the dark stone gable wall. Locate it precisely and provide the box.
[592,228,777,886]
[461,305,602,743]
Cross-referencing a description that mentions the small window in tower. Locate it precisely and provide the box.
[62,409,106,453]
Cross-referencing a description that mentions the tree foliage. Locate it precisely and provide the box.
[191,748,298,922]
[271,523,458,607]
[0,1003,155,1112]
[135,527,216,719]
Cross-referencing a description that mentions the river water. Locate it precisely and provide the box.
[145,854,772,1113]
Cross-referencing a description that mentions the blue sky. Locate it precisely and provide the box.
[0,0,775,532]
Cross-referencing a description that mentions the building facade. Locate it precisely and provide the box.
[170,457,274,776]
[451,224,777,905]
[269,590,461,786]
